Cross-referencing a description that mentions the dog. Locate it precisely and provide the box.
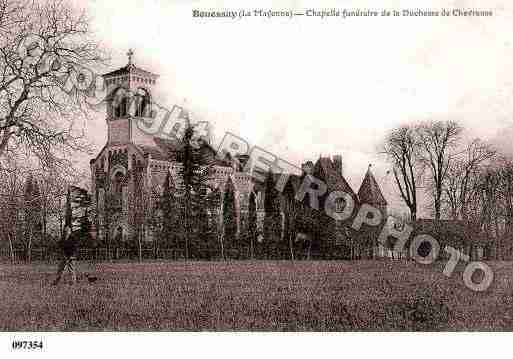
[85,274,98,283]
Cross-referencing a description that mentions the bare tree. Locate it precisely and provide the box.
[0,161,24,263]
[382,124,422,221]
[488,159,513,259]
[480,168,502,259]
[0,0,108,166]
[443,139,496,221]
[417,120,462,220]
[0,145,88,262]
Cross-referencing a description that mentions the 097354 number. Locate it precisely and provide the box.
[12,340,43,350]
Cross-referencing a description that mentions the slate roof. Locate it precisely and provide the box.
[252,172,303,194]
[146,137,183,161]
[137,144,169,161]
[313,157,357,199]
[357,166,387,206]
[103,63,158,78]
[251,157,360,201]
[139,137,220,164]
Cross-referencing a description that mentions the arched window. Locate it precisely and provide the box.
[114,171,124,194]
[112,88,129,118]
[135,88,151,117]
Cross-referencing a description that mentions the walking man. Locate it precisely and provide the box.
[52,225,79,285]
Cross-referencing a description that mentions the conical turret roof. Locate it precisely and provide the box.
[358,165,387,206]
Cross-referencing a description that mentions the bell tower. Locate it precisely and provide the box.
[102,49,159,146]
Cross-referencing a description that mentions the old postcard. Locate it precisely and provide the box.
[0,0,512,357]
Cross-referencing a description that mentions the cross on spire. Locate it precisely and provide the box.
[127,49,134,65]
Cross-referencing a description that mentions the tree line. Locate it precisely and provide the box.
[382,120,513,259]
[0,0,106,262]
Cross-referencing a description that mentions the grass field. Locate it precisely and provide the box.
[1,260,512,331]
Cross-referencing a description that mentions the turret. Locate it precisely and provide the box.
[102,49,159,146]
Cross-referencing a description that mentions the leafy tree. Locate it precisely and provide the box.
[160,171,181,250]
[263,173,282,258]
[222,176,237,258]
[169,120,217,260]
[79,209,91,235]
[247,191,257,259]
[282,178,297,260]
[141,185,163,259]
[64,187,72,228]
[199,186,221,260]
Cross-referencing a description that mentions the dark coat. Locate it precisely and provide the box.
[59,231,83,258]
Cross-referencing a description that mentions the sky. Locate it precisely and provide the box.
[77,0,513,215]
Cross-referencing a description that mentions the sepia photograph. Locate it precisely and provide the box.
[1,0,513,356]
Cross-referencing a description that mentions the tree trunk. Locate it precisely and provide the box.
[106,226,112,261]
[410,210,417,222]
[434,198,441,221]
[0,131,12,159]
[59,197,63,239]
[250,234,254,260]
[42,200,47,244]
[184,213,190,261]
[219,232,225,261]
[288,232,294,261]
[27,230,32,263]
[8,233,14,264]
[138,225,143,263]
[284,215,294,261]
[494,216,501,260]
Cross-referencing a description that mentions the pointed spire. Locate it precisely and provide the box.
[127,48,134,66]
[358,165,387,206]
